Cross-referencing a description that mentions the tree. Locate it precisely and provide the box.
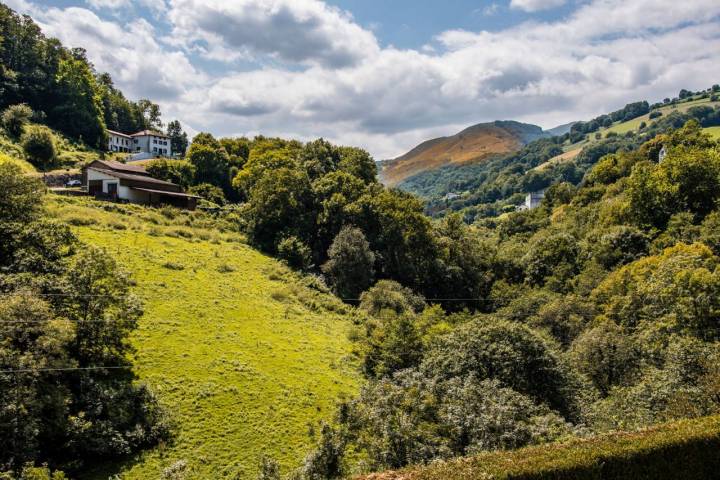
[145,159,195,188]
[244,167,314,252]
[188,183,225,206]
[50,58,106,147]
[421,320,582,420]
[302,423,346,480]
[187,134,231,189]
[570,321,638,395]
[359,280,425,317]
[322,226,375,300]
[166,120,188,156]
[0,162,44,224]
[21,125,56,170]
[277,236,312,270]
[137,99,162,130]
[1,103,32,137]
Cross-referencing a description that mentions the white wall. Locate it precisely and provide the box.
[86,168,149,203]
[133,134,170,156]
[108,133,132,152]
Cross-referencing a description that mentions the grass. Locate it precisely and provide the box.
[360,415,720,480]
[706,126,720,140]
[604,96,719,136]
[49,197,360,480]
[535,96,720,171]
[0,151,36,172]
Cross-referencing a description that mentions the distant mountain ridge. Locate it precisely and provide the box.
[379,120,549,186]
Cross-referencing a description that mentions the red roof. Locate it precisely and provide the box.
[106,129,132,139]
[91,159,148,175]
[130,130,168,138]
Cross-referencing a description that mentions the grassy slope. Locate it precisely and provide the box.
[537,96,720,170]
[360,415,720,480]
[0,122,114,173]
[48,197,359,480]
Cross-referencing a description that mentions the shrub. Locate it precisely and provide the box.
[358,415,720,480]
[277,236,312,270]
[21,125,56,170]
[321,226,375,300]
[2,104,33,137]
[359,280,425,316]
[421,320,583,420]
[188,183,226,206]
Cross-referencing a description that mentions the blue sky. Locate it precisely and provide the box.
[7,0,720,158]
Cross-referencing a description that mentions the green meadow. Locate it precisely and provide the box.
[49,197,360,479]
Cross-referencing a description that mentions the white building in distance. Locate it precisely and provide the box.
[107,129,171,157]
[516,189,546,211]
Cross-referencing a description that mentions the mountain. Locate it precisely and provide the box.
[545,121,579,136]
[379,120,549,186]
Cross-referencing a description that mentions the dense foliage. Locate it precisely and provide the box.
[401,91,720,222]
[287,120,720,477]
[0,163,169,475]
[357,415,720,480]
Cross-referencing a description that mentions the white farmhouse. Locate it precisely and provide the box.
[106,129,171,158]
[107,130,133,153]
[130,130,171,156]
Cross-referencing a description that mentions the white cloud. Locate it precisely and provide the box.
[167,0,379,67]
[510,0,566,12]
[8,0,720,159]
[85,0,130,9]
[32,7,204,104]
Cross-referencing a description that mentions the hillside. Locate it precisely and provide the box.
[360,415,720,480]
[47,196,359,480]
[379,121,548,186]
[532,95,720,172]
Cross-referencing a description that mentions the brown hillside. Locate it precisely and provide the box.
[380,121,546,186]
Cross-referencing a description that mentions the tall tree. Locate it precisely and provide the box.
[166,120,188,155]
[50,57,106,147]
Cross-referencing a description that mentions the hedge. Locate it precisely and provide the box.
[359,415,720,480]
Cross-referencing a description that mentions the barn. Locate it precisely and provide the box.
[81,160,199,210]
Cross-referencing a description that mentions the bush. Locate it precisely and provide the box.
[277,236,312,270]
[2,104,33,137]
[359,415,720,480]
[21,126,56,170]
[321,226,375,300]
[421,319,583,420]
[188,183,226,206]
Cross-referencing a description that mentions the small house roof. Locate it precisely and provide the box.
[89,167,178,187]
[130,130,168,138]
[90,159,148,175]
[106,129,132,139]
[130,187,201,198]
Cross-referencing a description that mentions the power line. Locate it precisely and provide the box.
[0,365,131,374]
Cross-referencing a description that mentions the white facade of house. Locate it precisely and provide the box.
[85,168,150,203]
[106,129,170,157]
[107,130,133,153]
[517,189,546,211]
[131,130,171,156]
[525,190,546,209]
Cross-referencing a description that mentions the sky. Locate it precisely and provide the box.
[6,0,720,159]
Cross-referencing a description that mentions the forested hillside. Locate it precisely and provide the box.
[279,120,720,478]
[400,88,720,220]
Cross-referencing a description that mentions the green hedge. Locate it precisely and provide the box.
[360,415,720,480]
